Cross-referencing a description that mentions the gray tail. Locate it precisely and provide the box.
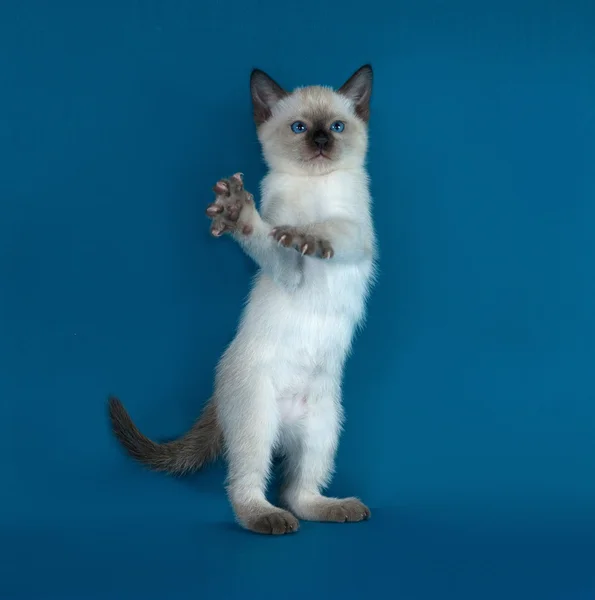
[108,396,222,475]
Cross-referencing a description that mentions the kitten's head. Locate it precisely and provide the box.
[250,65,372,175]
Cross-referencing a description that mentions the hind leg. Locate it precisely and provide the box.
[217,374,299,535]
[280,381,371,523]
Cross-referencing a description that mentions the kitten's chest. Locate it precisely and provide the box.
[261,173,354,223]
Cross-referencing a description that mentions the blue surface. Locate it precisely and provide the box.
[1,1,595,598]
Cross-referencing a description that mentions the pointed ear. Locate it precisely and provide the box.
[338,64,373,122]
[250,69,288,126]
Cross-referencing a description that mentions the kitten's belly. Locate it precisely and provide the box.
[236,262,369,373]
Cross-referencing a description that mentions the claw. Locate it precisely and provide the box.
[213,181,229,195]
[210,223,225,237]
[230,173,244,191]
[206,203,223,216]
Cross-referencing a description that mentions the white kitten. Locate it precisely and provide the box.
[109,65,377,535]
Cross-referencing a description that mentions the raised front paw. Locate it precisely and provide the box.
[270,226,334,259]
[206,173,255,237]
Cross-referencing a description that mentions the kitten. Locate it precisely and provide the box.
[109,65,376,535]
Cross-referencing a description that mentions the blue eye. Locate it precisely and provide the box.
[330,121,345,133]
[291,121,307,134]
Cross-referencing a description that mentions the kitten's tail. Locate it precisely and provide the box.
[108,396,222,475]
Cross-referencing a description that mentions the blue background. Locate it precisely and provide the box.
[1,1,595,598]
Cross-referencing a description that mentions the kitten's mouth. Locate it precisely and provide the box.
[310,151,331,160]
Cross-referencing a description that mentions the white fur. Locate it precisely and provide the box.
[213,81,376,527]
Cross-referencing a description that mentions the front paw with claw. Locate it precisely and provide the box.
[270,226,334,259]
[206,173,255,237]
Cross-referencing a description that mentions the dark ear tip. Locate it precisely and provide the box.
[359,64,373,77]
[251,68,274,84]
